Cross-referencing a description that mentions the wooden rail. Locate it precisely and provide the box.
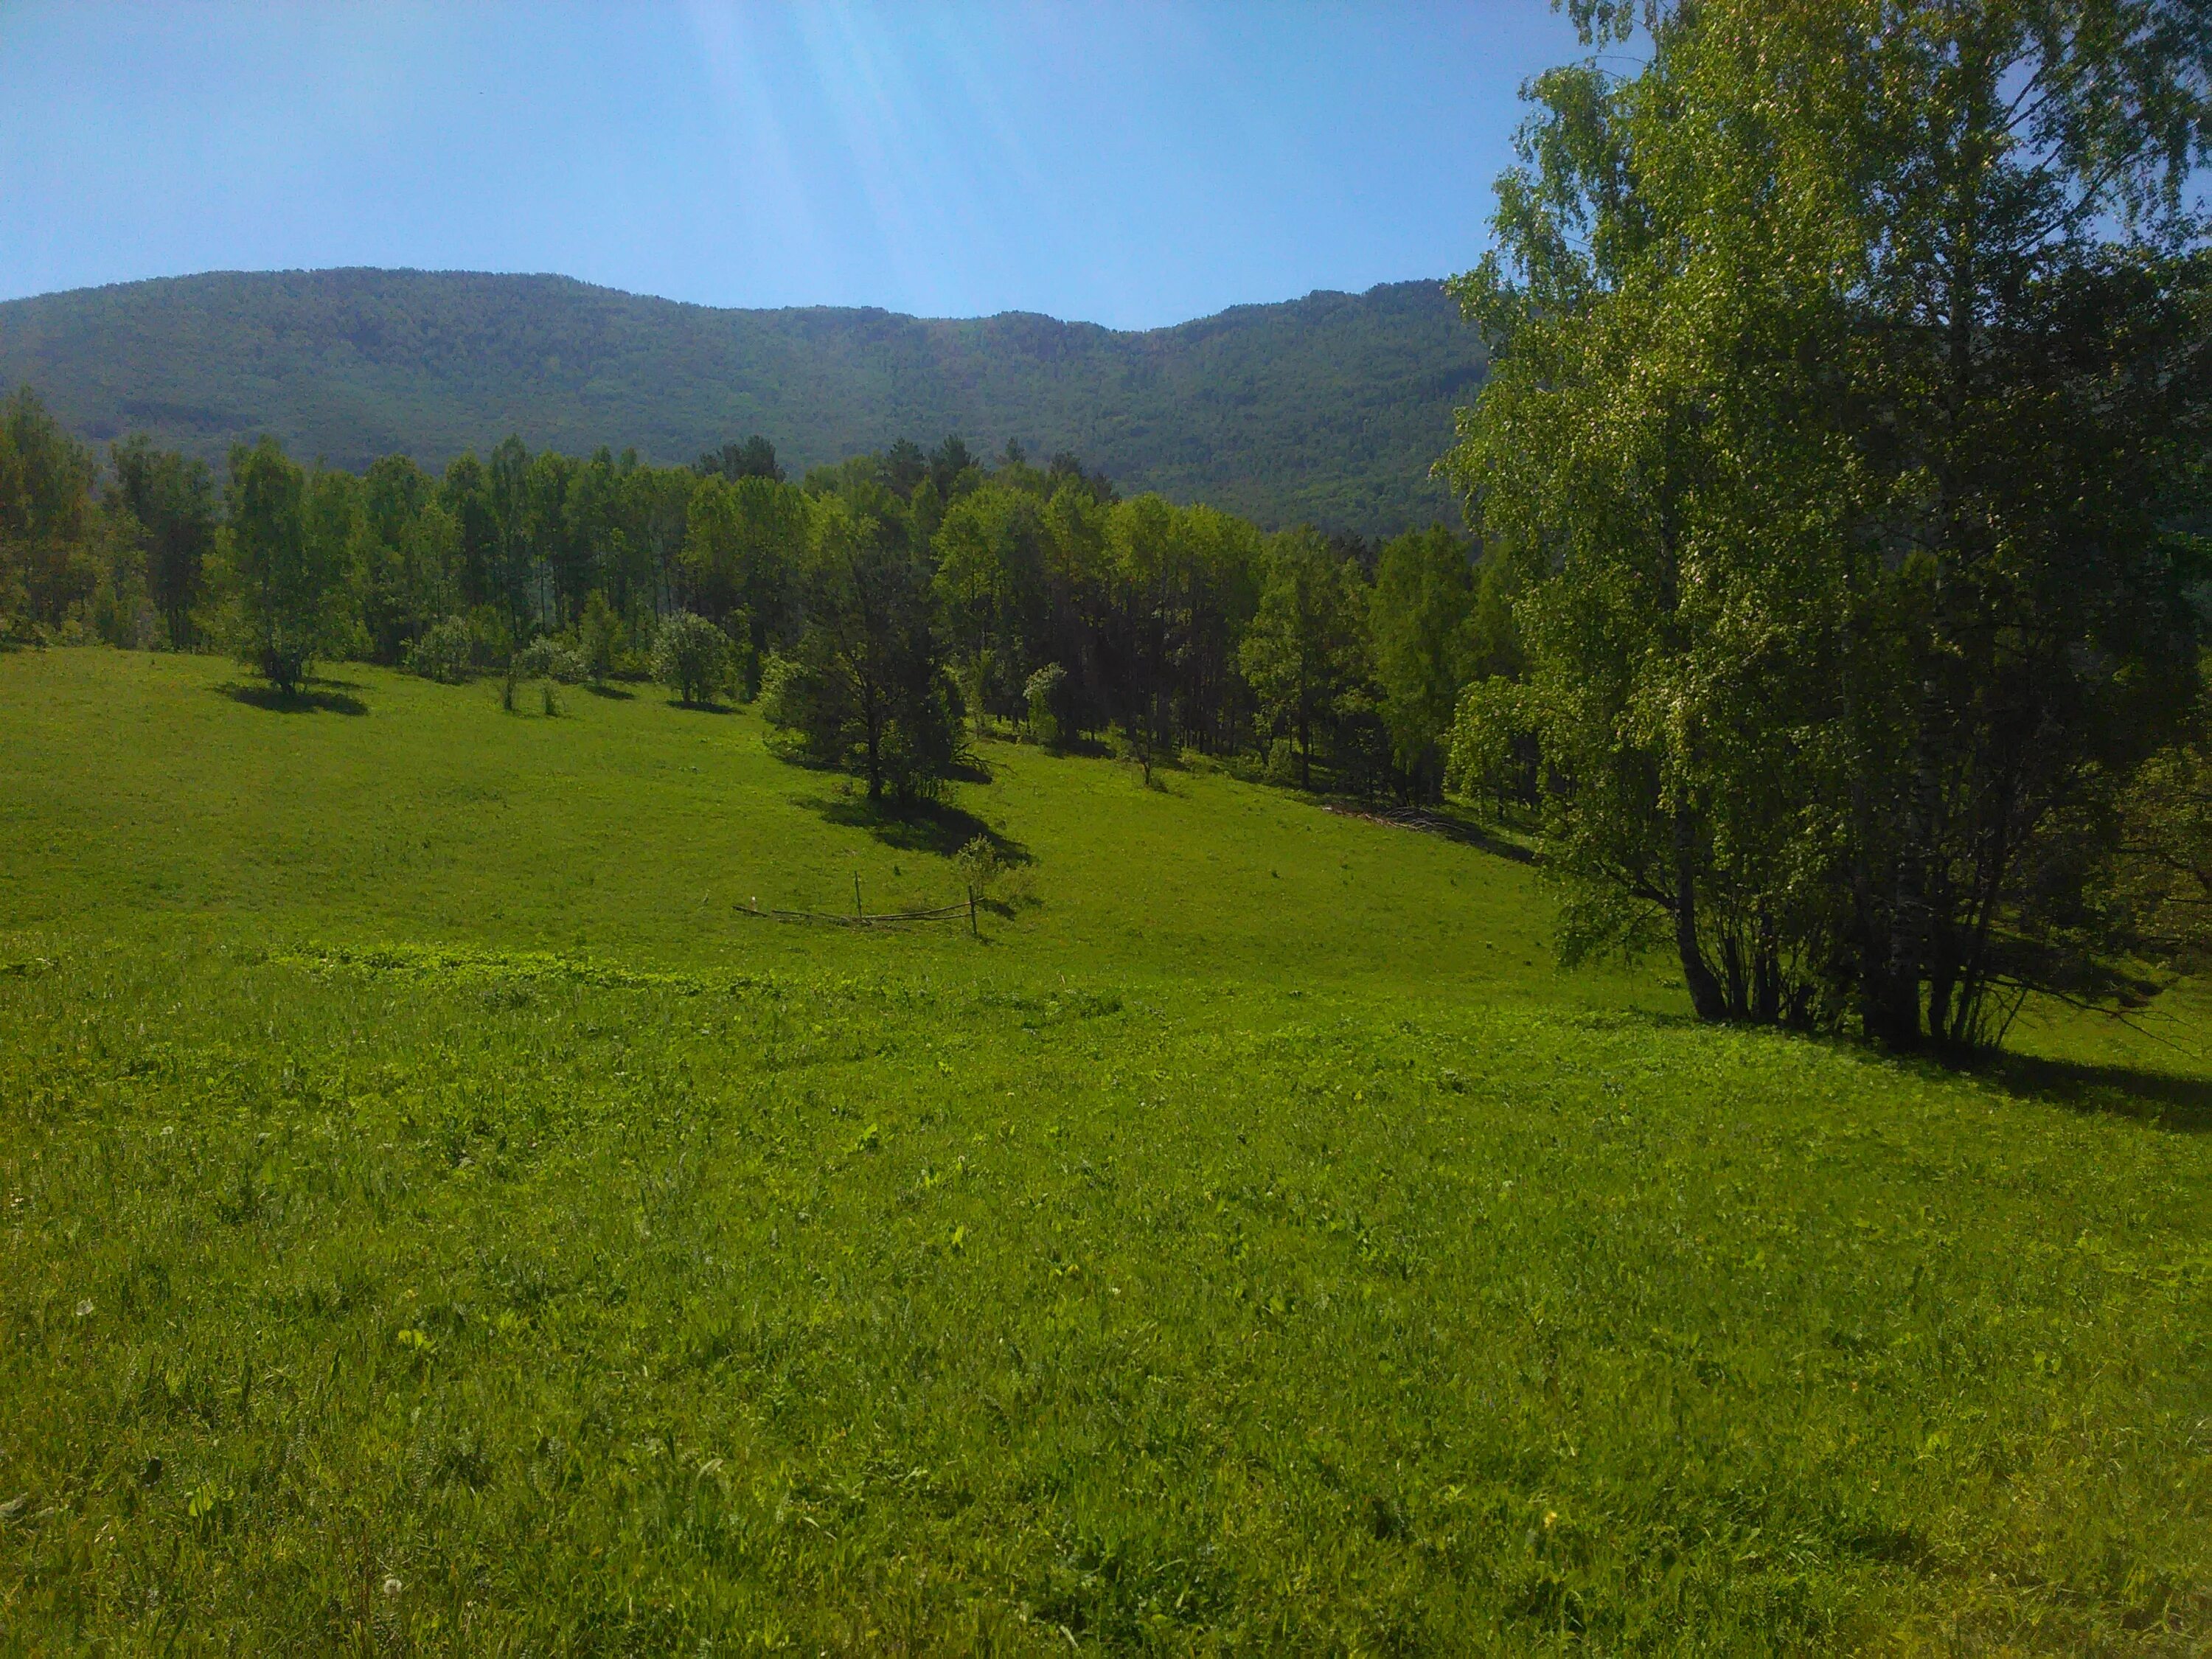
[737,894,979,935]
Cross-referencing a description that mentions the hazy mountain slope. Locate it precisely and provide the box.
[0,268,1484,535]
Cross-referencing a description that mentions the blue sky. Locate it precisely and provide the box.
[0,2,1585,330]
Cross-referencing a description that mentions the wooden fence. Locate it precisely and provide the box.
[736,891,980,936]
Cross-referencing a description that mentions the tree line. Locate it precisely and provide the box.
[0,399,1515,804]
[12,0,2210,1054]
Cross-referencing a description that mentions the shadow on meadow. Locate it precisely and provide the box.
[1313,799,1538,866]
[1416,815,1537,865]
[796,791,1031,863]
[990,728,1113,761]
[220,681,369,716]
[663,698,734,714]
[583,683,636,700]
[1981,1049,2212,1133]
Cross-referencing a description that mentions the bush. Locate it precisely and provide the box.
[0,612,49,651]
[759,645,852,763]
[515,638,586,686]
[502,638,587,716]
[650,611,732,706]
[1025,663,1078,751]
[404,617,479,684]
[577,592,621,683]
[954,835,1003,901]
[880,670,966,804]
[762,636,967,804]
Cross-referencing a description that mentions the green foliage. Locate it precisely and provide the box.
[576,589,621,682]
[1446,674,1541,821]
[352,454,459,664]
[766,490,965,804]
[0,270,1484,536]
[682,472,804,686]
[4,647,2212,1649]
[952,832,1004,905]
[0,387,101,633]
[2097,669,2212,970]
[514,636,585,686]
[400,616,479,685]
[108,434,217,647]
[1023,661,1073,749]
[1369,525,1477,795]
[215,437,347,694]
[0,396,168,654]
[1445,0,2212,1046]
[1241,529,1370,788]
[0,389,1464,807]
[693,433,783,484]
[648,611,731,706]
[757,641,853,765]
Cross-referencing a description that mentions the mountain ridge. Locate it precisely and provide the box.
[0,268,1484,535]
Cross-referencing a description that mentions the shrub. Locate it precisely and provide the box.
[953,835,1002,902]
[1025,663,1077,751]
[650,611,731,706]
[577,592,621,683]
[762,636,967,804]
[879,669,965,804]
[220,437,344,695]
[405,617,479,684]
[502,638,586,716]
[759,646,851,764]
[515,638,586,686]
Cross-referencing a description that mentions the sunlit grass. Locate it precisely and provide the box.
[3,648,2209,1651]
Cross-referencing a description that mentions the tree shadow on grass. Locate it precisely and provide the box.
[1006,732,1113,760]
[666,698,734,714]
[220,681,368,715]
[585,683,635,700]
[1415,816,1537,865]
[1977,1050,2212,1133]
[1318,801,1537,864]
[796,792,1032,861]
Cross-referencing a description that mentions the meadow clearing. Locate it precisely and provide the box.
[4,647,2211,1652]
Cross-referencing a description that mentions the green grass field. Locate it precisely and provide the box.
[4,648,2211,1653]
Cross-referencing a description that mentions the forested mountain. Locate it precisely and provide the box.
[0,269,1482,535]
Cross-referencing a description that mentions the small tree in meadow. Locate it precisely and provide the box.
[1024,662,1074,751]
[954,833,1001,905]
[508,636,585,714]
[219,437,344,695]
[759,640,855,763]
[404,616,477,684]
[578,591,621,684]
[651,611,731,706]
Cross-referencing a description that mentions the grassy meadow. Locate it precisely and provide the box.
[4,647,2212,1652]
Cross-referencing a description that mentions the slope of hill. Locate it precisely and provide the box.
[0,268,1486,534]
[4,647,2211,1649]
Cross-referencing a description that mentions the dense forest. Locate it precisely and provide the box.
[0,271,1484,535]
[0,390,1513,807]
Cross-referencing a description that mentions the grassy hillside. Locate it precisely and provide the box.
[0,270,1486,535]
[4,648,2211,1652]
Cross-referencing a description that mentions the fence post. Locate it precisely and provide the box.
[969,887,978,938]
[854,872,862,917]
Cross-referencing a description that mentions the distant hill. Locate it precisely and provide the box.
[0,268,1485,536]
